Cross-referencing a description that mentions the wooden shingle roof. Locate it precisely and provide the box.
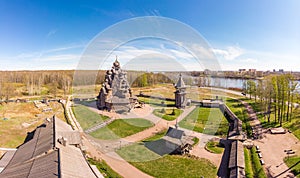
[0,116,99,178]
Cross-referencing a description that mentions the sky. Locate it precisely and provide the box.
[0,0,299,71]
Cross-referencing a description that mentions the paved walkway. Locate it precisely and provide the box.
[66,96,83,132]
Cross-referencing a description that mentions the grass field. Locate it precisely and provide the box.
[90,118,154,140]
[153,108,183,121]
[257,106,300,140]
[0,102,66,148]
[88,158,122,178]
[179,107,229,136]
[116,141,217,178]
[116,142,161,162]
[284,156,300,177]
[205,141,224,154]
[244,148,254,178]
[137,97,175,107]
[133,84,242,104]
[71,104,109,130]
[243,147,267,178]
[226,98,253,137]
[250,147,267,178]
[132,84,175,99]
[131,155,217,178]
[143,129,167,142]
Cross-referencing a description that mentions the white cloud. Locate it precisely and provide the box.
[123,53,186,71]
[35,54,80,62]
[169,49,194,59]
[213,46,243,60]
[15,43,85,60]
[93,43,204,71]
[240,58,258,63]
[16,52,41,59]
[45,44,84,53]
[189,44,215,60]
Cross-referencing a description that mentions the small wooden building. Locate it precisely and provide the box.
[145,127,194,155]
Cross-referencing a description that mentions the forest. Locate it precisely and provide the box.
[0,70,174,100]
[243,74,299,126]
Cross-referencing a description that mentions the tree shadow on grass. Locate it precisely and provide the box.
[275,160,300,177]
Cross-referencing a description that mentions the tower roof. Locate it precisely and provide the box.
[113,56,120,68]
[175,73,186,88]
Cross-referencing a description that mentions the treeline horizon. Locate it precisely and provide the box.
[0,70,299,101]
[0,70,176,100]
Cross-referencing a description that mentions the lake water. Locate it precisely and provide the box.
[208,77,248,89]
[195,77,300,90]
[195,77,249,89]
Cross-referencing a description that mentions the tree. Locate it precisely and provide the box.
[0,75,3,100]
[3,83,16,100]
[48,81,59,98]
[246,80,256,99]
[140,74,148,87]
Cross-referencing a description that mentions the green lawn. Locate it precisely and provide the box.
[258,109,300,140]
[192,137,199,146]
[226,99,252,137]
[143,129,167,142]
[284,156,300,177]
[71,104,109,130]
[116,137,217,178]
[153,108,183,121]
[250,147,267,178]
[243,147,266,178]
[205,141,224,154]
[244,148,254,178]
[179,107,229,136]
[138,97,175,107]
[90,118,154,140]
[116,142,161,162]
[88,158,122,178]
[131,155,217,178]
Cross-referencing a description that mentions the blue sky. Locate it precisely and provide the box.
[0,0,299,71]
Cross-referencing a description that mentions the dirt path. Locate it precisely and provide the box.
[189,132,222,167]
[254,133,299,178]
[241,101,263,139]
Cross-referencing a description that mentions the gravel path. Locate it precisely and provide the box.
[254,133,300,178]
